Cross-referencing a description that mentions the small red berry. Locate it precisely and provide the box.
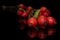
[18,4,26,9]
[27,6,32,11]
[43,10,51,17]
[17,10,23,16]
[38,15,47,25]
[22,12,28,17]
[40,6,47,13]
[40,8,50,17]
[27,17,37,27]
[47,16,56,26]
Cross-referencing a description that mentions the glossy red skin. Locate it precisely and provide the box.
[17,10,23,16]
[27,6,32,11]
[40,10,50,17]
[40,6,47,13]
[43,10,50,16]
[38,15,47,25]
[18,4,26,9]
[38,30,47,39]
[22,12,28,17]
[47,16,56,25]
[27,29,37,38]
[47,28,56,35]
[27,17,37,27]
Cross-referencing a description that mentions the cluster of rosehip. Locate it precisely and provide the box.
[17,4,57,39]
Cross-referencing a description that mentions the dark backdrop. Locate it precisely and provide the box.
[0,0,60,40]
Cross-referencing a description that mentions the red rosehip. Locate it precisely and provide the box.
[43,10,51,17]
[27,29,37,38]
[40,6,47,13]
[38,15,47,25]
[38,30,47,39]
[22,12,28,17]
[47,16,56,26]
[18,4,26,9]
[17,10,23,16]
[27,6,32,11]
[47,28,56,35]
[27,17,37,27]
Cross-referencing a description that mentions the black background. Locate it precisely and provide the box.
[0,0,60,40]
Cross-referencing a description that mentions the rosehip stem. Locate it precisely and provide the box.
[28,9,36,18]
[19,8,25,12]
[33,9,40,31]
[33,9,40,18]
[34,26,38,31]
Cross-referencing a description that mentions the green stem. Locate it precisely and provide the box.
[34,26,38,31]
[28,9,36,18]
[33,9,40,31]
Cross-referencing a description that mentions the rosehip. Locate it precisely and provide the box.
[26,6,32,11]
[18,4,26,9]
[38,15,47,25]
[17,10,23,16]
[27,29,37,38]
[43,10,51,17]
[27,17,37,27]
[22,12,28,17]
[47,16,56,26]
[40,6,47,13]
[38,30,47,39]
[47,28,56,35]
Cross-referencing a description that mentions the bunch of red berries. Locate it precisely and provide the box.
[17,4,57,39]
